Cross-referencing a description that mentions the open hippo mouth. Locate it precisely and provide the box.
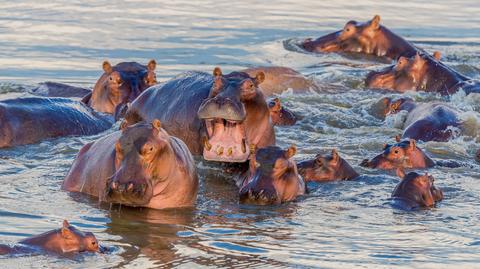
[202,118,249,162]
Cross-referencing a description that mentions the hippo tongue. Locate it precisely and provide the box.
[203,119,249,163]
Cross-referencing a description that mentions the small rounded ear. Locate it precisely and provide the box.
[255,71,265,85]
[395,135,401,143]
[152,119,161,130]
[120,120,129,131]
[370,15,381,29]
[103,61,113,74]
[61,220,73,239]
[213,67,223,77]
[396,168,405,179]
[433,51,441,60]
[147,59,156,71]
[408,139,416,151]
[285,145,297,159]
[63,220,70,229]
[331,149,339,163]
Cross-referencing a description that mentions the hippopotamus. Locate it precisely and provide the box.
[383,97,462,142]
[360,137,435,170]
[30,82,92,98]
[127,67,275,163]
[268,98,298,126]
[301,15,418,60]
[366,52,480,95]
[237,145,305,205]
[62,119,198,209]
[297,149,359,182]
[0,97,112,148]
[391,171,443,210]
[82,60,158,114]
[0,220,99,255]
[241,66,315,96]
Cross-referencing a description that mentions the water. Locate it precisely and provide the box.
[0,1,480,268]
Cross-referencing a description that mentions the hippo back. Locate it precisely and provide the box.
[0,97,113,148]
[130,71,212,154]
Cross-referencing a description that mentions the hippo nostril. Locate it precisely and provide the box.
[110,181,118,190]
[127,183,134,192]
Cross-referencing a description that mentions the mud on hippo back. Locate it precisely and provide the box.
[301,15,418,61]
[366,52,480,95]
[62,119,198,210]
[127,67,275,164]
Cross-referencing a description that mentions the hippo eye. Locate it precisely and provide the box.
[394,150,399,154]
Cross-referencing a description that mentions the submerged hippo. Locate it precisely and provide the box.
[0,220,99,255]
[242,66,315,96]
[238,145,305,205]
[391,171,443,210]
[301,15,418,60]
[83,60,158,114]
[384,97,462,142]
[128,67,275,163]
[62,119,198,210]
[268,98,298,126]
[0,97,112,148]
[30,82,92,98]
[360,137,435,170]
[297,149,359,182]
[366,53,480,95]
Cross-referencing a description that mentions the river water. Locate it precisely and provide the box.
[0,1,479,268]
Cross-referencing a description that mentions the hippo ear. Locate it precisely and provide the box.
[331,149,339,163]
[369,15,381,30]
[254,71,265,85]
[61,220,73,239]
[396,168,405,179]
[285,145,297,159]
[63,220,70,229]
[408,139,416,151]
[147,59,156,71]
[102,61,113,74]
[213,67,223,77]
[120,120,129,131]
[151,119,161,131]
[433,51,441,60]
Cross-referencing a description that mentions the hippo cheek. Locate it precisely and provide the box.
[105,176,154,206]
[360,155,395,169]
[308,31,342,52]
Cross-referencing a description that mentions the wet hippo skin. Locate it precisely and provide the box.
[391,171,443,210]
[297,149,359,182]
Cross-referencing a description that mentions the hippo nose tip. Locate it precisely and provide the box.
[240,188,277,205]
[107,180,147,198]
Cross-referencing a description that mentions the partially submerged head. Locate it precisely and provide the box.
[381,96,416,117]
[89,59,157,114]
[105,119,174,207]
[392,171,443,209]
[239,145,305,205]
[268,98,298,126]
[53,220,99,253]
[360,137,434,170]
[197,67,275,163]
[298,149,359,181]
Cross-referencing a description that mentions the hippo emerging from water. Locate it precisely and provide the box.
[391,171,443,210]
[238,145,305,205]
[0,220,99,255]
[62,119,198,209]
[383,97,462,142]
[128,67,276,163]
[301,15,418,60]
[0,97,112,148]
[297,149,359,182]
[267,98,298,126]
[360,137,435,170]
[366,53,480,95]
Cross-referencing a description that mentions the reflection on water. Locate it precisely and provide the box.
[0,0,479,268]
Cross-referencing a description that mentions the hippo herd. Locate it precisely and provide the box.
[1,15,479,256]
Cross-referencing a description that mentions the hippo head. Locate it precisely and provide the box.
[105,119,174,206]
[239,145,305,205]
[303,15,383,54]
[360,137,435,170]
[57,220,99,253]
[89,59,157,114]
[297,149,359,181]
[197,67,275,163]
[268,98,298,126]
[366,53,434,91]
[382,97,416,117]
[392,171,443,208]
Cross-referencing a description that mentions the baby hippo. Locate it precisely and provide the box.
[297,149,359,181]
[0,220,99,255]
[238,145,305,205]
[384,97,462,142]
[391,171,443,210]
[268,98,298,126]
[361,137,435,170]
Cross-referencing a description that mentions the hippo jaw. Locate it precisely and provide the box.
[201,118,249,163]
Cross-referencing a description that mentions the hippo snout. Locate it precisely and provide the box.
[239,187,278,205]
[105,178,149,205]
[197,96,246,121]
